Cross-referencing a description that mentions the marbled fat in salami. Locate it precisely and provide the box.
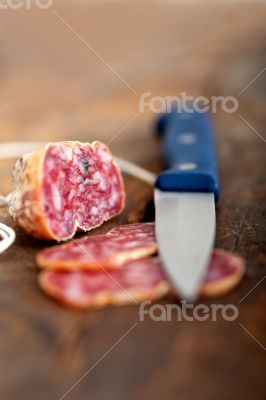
[39,258,169,309]
[36,223,157,270]
[108,222,155,241]
[9,141,125,241]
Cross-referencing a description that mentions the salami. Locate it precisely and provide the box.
[108,222,155,240]
[9,141,125,241]
[36,223,157,270]
[199,249,245,297]
[39,249,244,308]
[39,258,169,309]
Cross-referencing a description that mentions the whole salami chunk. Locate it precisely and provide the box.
[39,258,169,309]
[9,141,125,241]
[36,223,156,270]
[38,250,244,308]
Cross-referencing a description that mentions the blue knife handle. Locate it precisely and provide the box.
[156,111,219,201]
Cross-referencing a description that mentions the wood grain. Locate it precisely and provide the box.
[0,2,265,399]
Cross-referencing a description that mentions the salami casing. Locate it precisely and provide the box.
[9,141,125,241]
[36,223,156,270]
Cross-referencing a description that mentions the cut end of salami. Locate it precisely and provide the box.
[200,249,245,298]
[36,223,157,270]
[9,141,125,241]
[39,258,169,309]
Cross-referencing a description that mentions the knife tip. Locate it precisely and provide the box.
[172,281,200,303]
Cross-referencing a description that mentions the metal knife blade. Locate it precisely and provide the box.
[155,190,215,300]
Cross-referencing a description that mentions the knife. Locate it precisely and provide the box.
[155,110,219,301]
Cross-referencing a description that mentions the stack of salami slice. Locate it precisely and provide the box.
[37,223,245,309]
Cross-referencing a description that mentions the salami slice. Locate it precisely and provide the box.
[9,141,125,241]
[199,249,245,297]
[38,249,244,308]
[108,222,155,241]
[36,223,157,270]
[39,258,169,309]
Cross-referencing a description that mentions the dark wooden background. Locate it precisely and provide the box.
[0,1,265,399]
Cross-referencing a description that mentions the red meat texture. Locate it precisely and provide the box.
[205,250,241,282]
[39,258,169,308]
[42,142,125,240]
[37,223,245,308]
[36,223,156,270]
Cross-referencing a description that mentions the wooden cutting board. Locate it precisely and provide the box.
[0,2,265,399]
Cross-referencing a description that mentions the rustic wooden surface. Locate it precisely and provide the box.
[0,1,265,399]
